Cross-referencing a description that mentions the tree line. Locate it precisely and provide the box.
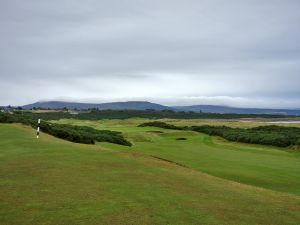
[11,109,290,121]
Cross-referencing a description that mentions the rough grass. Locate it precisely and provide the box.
[53,117,300,129]
[1,123,300,225]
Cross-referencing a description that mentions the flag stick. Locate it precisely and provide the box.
[37,119,40,139]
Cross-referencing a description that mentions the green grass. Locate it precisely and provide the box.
[1,122,300,224]
[165,118,300,128]
[54,119,300,196]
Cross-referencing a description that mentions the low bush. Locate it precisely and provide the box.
[190,125,300,147]
[138,121,183,130]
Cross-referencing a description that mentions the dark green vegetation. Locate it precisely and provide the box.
[139,121,300,147]
[8,109,289,121]
[139,121,184,130]
[0,113,131,146]
[39,122,132,146]
[190,125,300,147]
[1,123,300,225]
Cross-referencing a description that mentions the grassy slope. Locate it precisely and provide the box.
[55,119,300,196]
[1,124,300,225]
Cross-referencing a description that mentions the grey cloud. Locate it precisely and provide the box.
[0,0,300,107]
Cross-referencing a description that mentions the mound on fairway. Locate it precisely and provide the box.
[1,123,300,225]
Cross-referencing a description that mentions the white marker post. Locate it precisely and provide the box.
[36,119,41,139]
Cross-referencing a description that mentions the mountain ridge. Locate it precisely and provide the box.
[22,101,300,115]
[22,101,172,111]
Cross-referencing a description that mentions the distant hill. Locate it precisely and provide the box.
[22,101,300,115]
[22,101,171,111]
[173,105,300,116]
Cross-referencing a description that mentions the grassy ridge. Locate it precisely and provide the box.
[1,123,300,225]
[139,121,300,147]
[0,113,131,146]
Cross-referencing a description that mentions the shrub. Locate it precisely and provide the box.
[138,121,183,130]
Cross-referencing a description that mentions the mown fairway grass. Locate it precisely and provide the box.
[1,122,300,225]
[55,119,300,195]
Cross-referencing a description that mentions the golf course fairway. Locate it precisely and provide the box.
[1,122,300,225]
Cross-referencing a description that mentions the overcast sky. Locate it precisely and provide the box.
[1,0,300,108]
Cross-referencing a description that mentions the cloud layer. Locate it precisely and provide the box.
[1,0,300,108]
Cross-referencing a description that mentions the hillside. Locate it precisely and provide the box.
[22,101,300,115]
[22,101,171,111]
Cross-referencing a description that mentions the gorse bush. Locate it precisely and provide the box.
[39,121,94,144]
[138,121,184,130]
[190,126,299,147]
[39,122,132,146]
[139,121,300,148]
[0,113,17,123]
[0,113,131,146]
